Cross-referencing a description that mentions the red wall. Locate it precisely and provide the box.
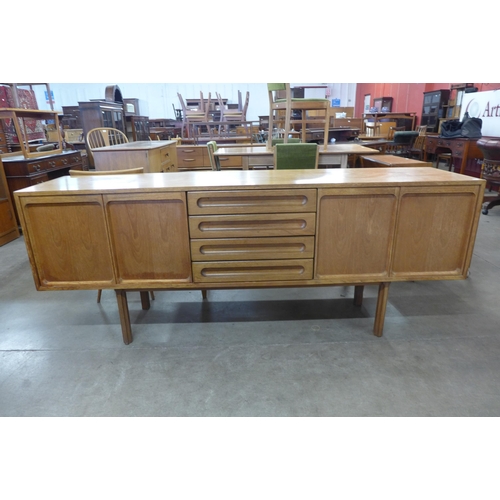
[355,83,500,126]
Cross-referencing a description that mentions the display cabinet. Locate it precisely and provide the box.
[78,100,126,166]
[421,90,450,133]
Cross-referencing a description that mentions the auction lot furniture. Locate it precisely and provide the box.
[424,134,483,176]
[15,168,484,344]
[214,143,380,169]
[0,157,20,246]
[360,154,432,168]
[92,140,178,173]
[3,149,83,223]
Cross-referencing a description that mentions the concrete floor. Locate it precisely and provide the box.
[1,202,500,417]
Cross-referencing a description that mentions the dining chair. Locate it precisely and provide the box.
[407,125,428,161]
[273,143,319,170]
[68,167,154,304]
[86,127,129,163]
[267,84,330,150]
[206,141,221,171]
[177,92,211,138]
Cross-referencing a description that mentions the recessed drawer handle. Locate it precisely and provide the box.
[201,265,307,277]
[198,219,308,232]
[182,149,195,153]
[183,158,196,162]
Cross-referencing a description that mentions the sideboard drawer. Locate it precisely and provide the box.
[215,154,242,168]
[187,189,317,215]
[189,213,316,239]
[190,236,315,261]
[192,259,314,282]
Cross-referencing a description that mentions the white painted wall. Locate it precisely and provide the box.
[30,83,357,122]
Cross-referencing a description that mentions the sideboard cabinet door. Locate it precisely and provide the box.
[103,192,192,284]
[17,194,115,289]
[391,186,483,279]
[315,188,399,280]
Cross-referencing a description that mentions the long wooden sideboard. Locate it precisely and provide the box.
[14,168,485,344]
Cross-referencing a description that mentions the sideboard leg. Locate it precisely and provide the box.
[140,291,151,310]
[115,290,133,345]
[353,285,364,306]
[202,289,207,300]
[373,282,390,337]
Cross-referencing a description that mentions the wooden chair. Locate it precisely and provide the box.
[206,141,220,171]
[387,126,405,141]
[86,127,129,163]
[177,92,211,138]
[68,166,153,303]
[274,143,319,170]
[221,91,249,122]
[407,126,428,160]
[267,84,330,150]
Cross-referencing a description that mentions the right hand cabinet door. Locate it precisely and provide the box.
[315,187,399,280]
[390,186,483,279]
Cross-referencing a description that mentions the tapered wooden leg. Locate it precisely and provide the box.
[202,289,207,300]
[97,289,102,303]
[374,282,390,337]
[354,285,364,307]
[115,290,133,345]
[140,291,151,310]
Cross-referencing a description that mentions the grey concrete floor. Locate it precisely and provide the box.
[1,202,500,417]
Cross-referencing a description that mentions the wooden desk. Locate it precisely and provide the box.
[360,154,433,168]
[92,140,178,173]
[424,134,483,176]
[362,112,417,135]
[15,168,484,344]
[215,144,380,169]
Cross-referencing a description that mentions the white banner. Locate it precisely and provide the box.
[461,90,500,137]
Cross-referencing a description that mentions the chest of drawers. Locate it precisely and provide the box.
[93,140,177,172]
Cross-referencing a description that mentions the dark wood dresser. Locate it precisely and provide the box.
[3,150,83,223]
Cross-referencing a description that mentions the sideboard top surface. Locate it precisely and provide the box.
[13,168,484,197]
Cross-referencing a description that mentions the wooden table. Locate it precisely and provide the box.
[15,168,485,344]
[215,144,380,169]
[360,154,433,168]
[92,140,178,173]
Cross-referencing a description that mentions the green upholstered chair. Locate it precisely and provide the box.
[274,143,319,170]
[206,141,220,171]
[267,83,330,151]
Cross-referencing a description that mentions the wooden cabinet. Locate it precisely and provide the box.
[177,145,242,170]
[421,90,450,133]
[0,158,20,246]
[92,140,177,172]
[79,100,126,165]
[14,168,485,343]
[2,150,83,223]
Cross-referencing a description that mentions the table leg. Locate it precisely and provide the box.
[242,156,249,170]
[354,285,364,306]
[115,290,133,345]
[373,282,390,337]
[340,154,348,168]
[140,291,151,310]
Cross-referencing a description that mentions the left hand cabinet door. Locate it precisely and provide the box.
[103,192,192,284]
[17,195,115,289]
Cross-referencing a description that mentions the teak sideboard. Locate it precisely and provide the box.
[14,168,485,344]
